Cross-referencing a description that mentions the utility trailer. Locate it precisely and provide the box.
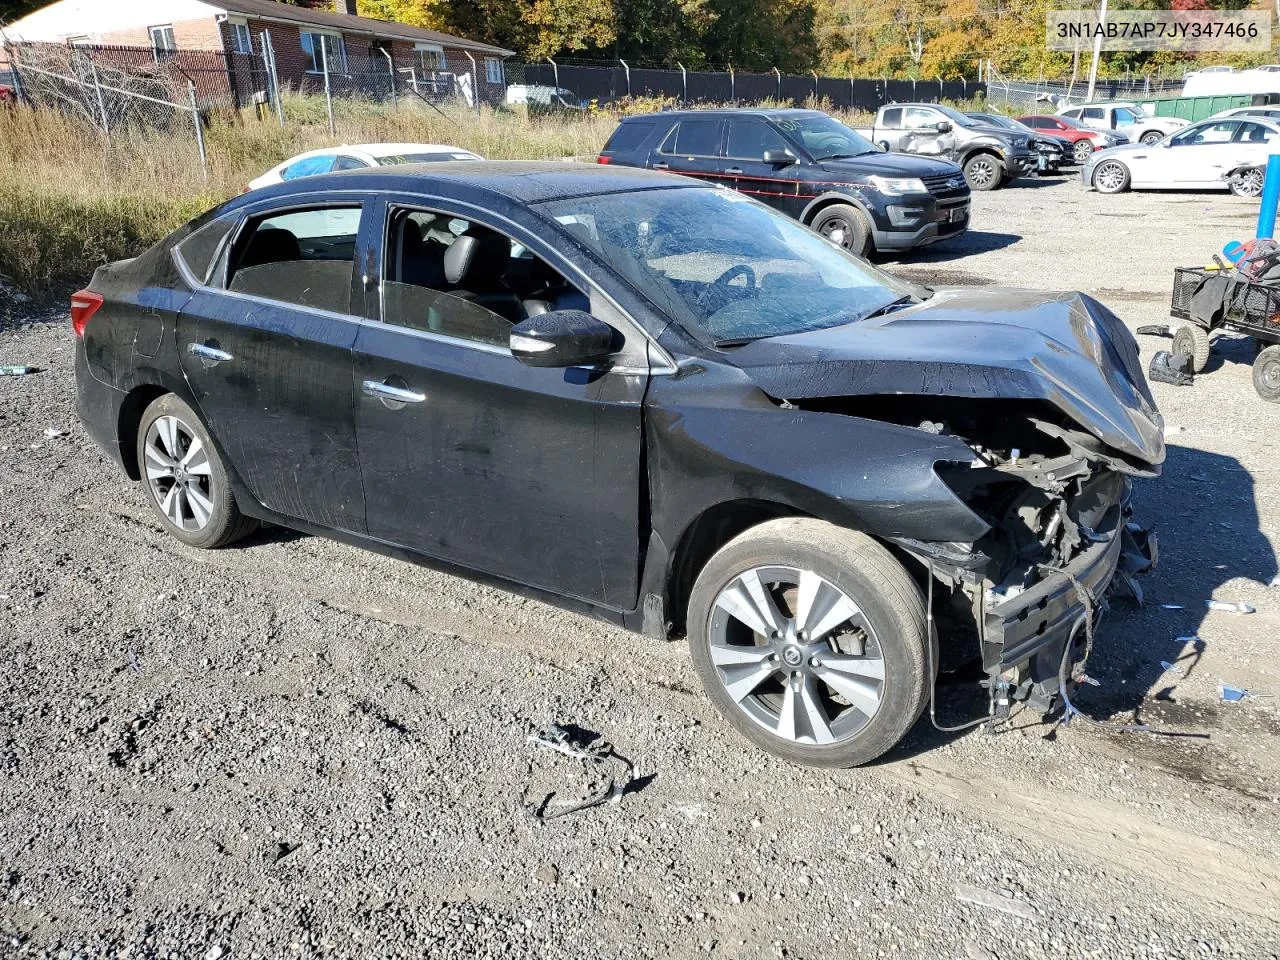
[1170,266,1280,401]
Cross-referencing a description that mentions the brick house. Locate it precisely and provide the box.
[1,0,514,104]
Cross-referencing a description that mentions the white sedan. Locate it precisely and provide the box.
[1081,116,1279,197]
[248,143,483,190]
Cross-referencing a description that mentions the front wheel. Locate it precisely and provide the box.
[1093,159,1131,194]
[687,519,930,768]
[1255,345,1280,402]
[1073,139,1094,164]
[1230,167,1265,199]
[136,393,259,549]
[963,154,1003,191]
[1173,324,1211,373]
[810,204,872,257]
[1139,131,1163,146]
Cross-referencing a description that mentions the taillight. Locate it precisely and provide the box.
[70,290,104,338]
[596,155,611,164]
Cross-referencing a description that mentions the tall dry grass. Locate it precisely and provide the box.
[0,96,620,300]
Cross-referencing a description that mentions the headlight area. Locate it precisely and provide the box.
[867,175,928,196]
[895,403,1155,721]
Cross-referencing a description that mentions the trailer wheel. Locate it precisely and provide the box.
[1173,324,1211,374]
[1254,345,1280,403]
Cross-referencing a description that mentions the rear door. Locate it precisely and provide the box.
[875,107,905,149]
[350,198,650,609]
[649,117,725,183]
[721,117,806,217]
[176,199,369,531]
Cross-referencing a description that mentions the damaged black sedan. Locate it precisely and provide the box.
[73,162,1162,767]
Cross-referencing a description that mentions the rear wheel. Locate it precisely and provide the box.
[1140,130,1163,146]
[1073,139,1094,164]
[811,204,872,257]
[1254,345,1280,402]
[1230,167,1265,199]
[1173,324,1211,373]
[136,394,258,549]
[687,518,930,768]
[1093,160,1130,194]
[963,153,1002,191]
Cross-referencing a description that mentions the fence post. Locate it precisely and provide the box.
[380,45,397,109]
[547,56,558,94]
[677,61,687,105]
[88,55,110,139]
[5,42,26,106]
[811,69,818,102]
[463,51,480,115]
[773,66,781,102]
[320,36,335,135]
[728,63,734,103]
[619,58,630,97]
[264,30,284,126]
[189,80,208,177]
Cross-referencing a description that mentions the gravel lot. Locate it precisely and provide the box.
[2,174,1279,959]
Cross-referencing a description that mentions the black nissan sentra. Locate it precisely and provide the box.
[73,162,1162,767]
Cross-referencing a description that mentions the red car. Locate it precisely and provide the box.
[1017,115,1129,164]
[0,85,15,106]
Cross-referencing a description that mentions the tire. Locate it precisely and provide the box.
[1230,167,1265,199]
[876,140,890,152]
[135,393,259,549]
[810,204,872,257]
[962,153,1003,191]
[1173,324,1211,374]
[1093,159,1131,194]
[1254,345,1280,402]
[687,518,930,768]
[1139,131,1163,146]
[1073,139,1094,164]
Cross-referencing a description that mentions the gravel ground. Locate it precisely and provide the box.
[2,174,1279,960]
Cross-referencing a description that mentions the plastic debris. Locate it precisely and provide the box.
[522,723,634,822]
[1148,350,1193,386]
[1160,660,1176,671]
[0,365,39,376]
[43,428,68,439]
[1136,324,1171,337]
[953,883,1037,921]
[1206,600,1255,614]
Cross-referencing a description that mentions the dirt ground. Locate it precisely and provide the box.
[1,174,1278,959]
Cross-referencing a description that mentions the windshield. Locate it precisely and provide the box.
[1054,115,1087,130]
[771,113,878,160]
[536,187,914,344]
[934,104,983,128]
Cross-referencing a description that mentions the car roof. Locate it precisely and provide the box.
[239,160,693,208]
[620,108,824,122]
[281,143,476,163]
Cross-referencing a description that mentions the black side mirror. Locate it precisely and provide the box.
[934,120,953,133]
[762,148,795,166]
[510,309,616,368]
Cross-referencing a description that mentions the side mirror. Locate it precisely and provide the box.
[762,148,795,166]
[934,120,953,133]
[510,309,616,368]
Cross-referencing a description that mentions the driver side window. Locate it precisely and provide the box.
[1171,121,1238,147]
[380,207,589,347]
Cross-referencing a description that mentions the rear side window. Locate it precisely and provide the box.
[662,119,722,157]
[282,155,336,180]
[332,155,370,171]
[1080,107,1103,121]
[226,206,363,314]
[603,120,656,154]
[880,107,901,128]
[175,219,234,285]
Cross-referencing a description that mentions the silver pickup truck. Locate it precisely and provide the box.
[870,103,1038,190]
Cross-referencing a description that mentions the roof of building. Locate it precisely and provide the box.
[218,0,515,57]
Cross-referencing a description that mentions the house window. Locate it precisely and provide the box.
[301,31,347,74]
[230,22,252,55]
[484,57,503,85]
[150,25,177,60]
[417,43,445,73]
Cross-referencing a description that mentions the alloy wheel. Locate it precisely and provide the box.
[819,218,852,248]
[966,158,996,188]
[144,415,215,532]
[1234,169,1265,198]
[1095,161,1127,192]
[1073,140,1094,163]
[1140,132,1162,146]
[706,565,886,745]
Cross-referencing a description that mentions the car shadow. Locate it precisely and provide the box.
[875,442,1274,763]
[879,231,1022,265]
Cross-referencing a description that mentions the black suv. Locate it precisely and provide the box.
[598,109,970,256]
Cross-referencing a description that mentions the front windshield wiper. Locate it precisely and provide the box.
[861,294,918,319]
[714,336,760,348]
[819,152,874,160]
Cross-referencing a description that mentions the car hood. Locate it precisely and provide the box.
[817,153,960,178]
[724,287,1164,468]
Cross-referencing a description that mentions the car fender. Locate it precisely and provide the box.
[959,139,1008,163]
[800,189,876,225]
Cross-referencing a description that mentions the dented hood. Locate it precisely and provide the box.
[726,288,1165,467]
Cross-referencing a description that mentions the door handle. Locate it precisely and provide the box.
[188,342,233,363]
[653,162,669,170]
[363,379,426,404]
[725,167,743,174]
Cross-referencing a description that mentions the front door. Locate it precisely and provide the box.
[1158,120,1240,185]
[177,202,368,532]
[649,117,725,184]
[351,201,648,609]
[721,116,807,218]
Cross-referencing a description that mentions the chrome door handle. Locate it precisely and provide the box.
[653,162,669,170]
[726,167,743,174]
[363,379,426,404]
[188,343,233,363]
